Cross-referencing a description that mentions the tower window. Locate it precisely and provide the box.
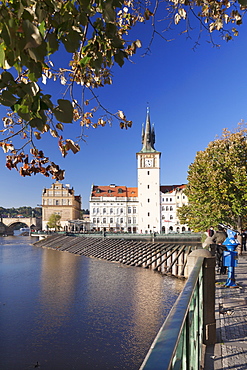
[147,171,150,175]
[148,199,150,203]
[148,212,150,216]
[147,185,150,189]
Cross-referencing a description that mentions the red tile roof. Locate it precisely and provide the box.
[91,185,138,198]
[160,184,186,194]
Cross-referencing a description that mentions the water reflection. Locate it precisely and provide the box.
[0,237,185,369]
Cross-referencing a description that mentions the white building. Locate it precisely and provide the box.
[89,109,189,234]
[160,185,189,233]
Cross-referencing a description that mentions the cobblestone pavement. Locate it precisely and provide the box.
[205,252,247,369]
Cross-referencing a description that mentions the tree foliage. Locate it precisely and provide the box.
[47,212,61,230]
[0,205,41,217]
[178,124,247,232]
[0,0,246,179]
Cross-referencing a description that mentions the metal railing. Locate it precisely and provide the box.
[140,256,205,370]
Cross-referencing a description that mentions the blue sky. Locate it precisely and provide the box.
[1,13,247,210]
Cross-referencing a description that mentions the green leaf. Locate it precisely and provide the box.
[103,0,116,23]
[80,56,91,66]
[0,43,5,67]
[114,50,126,67]
[53,99,73,123]
[238,0,247,6]
[47,32,59,54]
[61,30,81,53]
[22,19,42,49]
[29,117,45,131]
[42,94,53,110]
[0,90,17,106]
[0,71,14,88]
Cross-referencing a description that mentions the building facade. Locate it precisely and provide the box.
[160,185,188,233]
[42,181,81,230]
[90,185,138,232]
[89,110,189,234]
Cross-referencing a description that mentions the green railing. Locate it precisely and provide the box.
[140,256,210,370]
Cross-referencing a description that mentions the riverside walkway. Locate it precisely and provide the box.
[205,252,247,369]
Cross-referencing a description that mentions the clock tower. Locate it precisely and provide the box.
[136,109,161,233]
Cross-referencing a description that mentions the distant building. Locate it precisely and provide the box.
[89,109,189,233]
[90,185,138,233]
[160,185,188,233]
[42,181,81,230]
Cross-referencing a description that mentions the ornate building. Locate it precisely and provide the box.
[89,109,189,233]
[42,181,81,230]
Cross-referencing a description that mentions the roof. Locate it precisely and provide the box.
[160,184,186,194]
[91,185,138,198]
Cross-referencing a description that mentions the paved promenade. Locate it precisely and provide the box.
[205,252,247,369]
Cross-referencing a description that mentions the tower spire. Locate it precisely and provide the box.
[141,107,156,152]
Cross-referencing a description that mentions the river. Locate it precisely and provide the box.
[0,236,185,370]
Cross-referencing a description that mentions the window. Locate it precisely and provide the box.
[55,200,59,205]
[120,218,123,224]
[177,196,179,199]
[147,185,150,189]
[133,207,136,214]
[162,215,165,219]
[110,218,113,223]
[170,215,173,220]
[170,198,172,202]
[93,218,96,223]
[103,208,106,214]
[103,218,106,223]
[118,188,123,193]
[147,199,150,203]
[120,208,123,214]
[148,212,150,216]
[166,206,169,211]
[43,200,46,205]
[96,188,101,193]
[110,208,113,214]
[108,189,112,193]
[93,208,96,214]
[170,206,173,211]
[147,171,150,175]
[97,218,100,223]
[166,198,168,202]
[133,217,136,224]
[97,208,99,213]
[128,217,131,224]
[128,206,131,213]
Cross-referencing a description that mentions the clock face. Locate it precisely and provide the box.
[145,158,153,167]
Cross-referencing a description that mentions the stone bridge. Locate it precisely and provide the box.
[0,217,41,235]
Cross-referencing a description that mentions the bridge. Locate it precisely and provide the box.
[0,217,41,235]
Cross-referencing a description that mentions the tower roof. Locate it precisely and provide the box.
[140,108,157,153]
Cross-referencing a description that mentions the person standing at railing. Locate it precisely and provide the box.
[241,230,247,251]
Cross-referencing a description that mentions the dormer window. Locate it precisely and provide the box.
[118,188,123,193]
[96,188,101,193]
[108,189,112,193]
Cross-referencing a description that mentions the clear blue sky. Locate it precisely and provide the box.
[1,14,247,210]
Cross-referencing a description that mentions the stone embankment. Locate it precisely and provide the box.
[34,234,197,277]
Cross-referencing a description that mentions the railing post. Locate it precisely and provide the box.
[203,256,216,345]
[185,249,216,346]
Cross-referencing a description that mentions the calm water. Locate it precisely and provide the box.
[0,236,185,370]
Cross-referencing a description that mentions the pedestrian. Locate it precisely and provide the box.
[208,226,215,237]
[241,230,247,251]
